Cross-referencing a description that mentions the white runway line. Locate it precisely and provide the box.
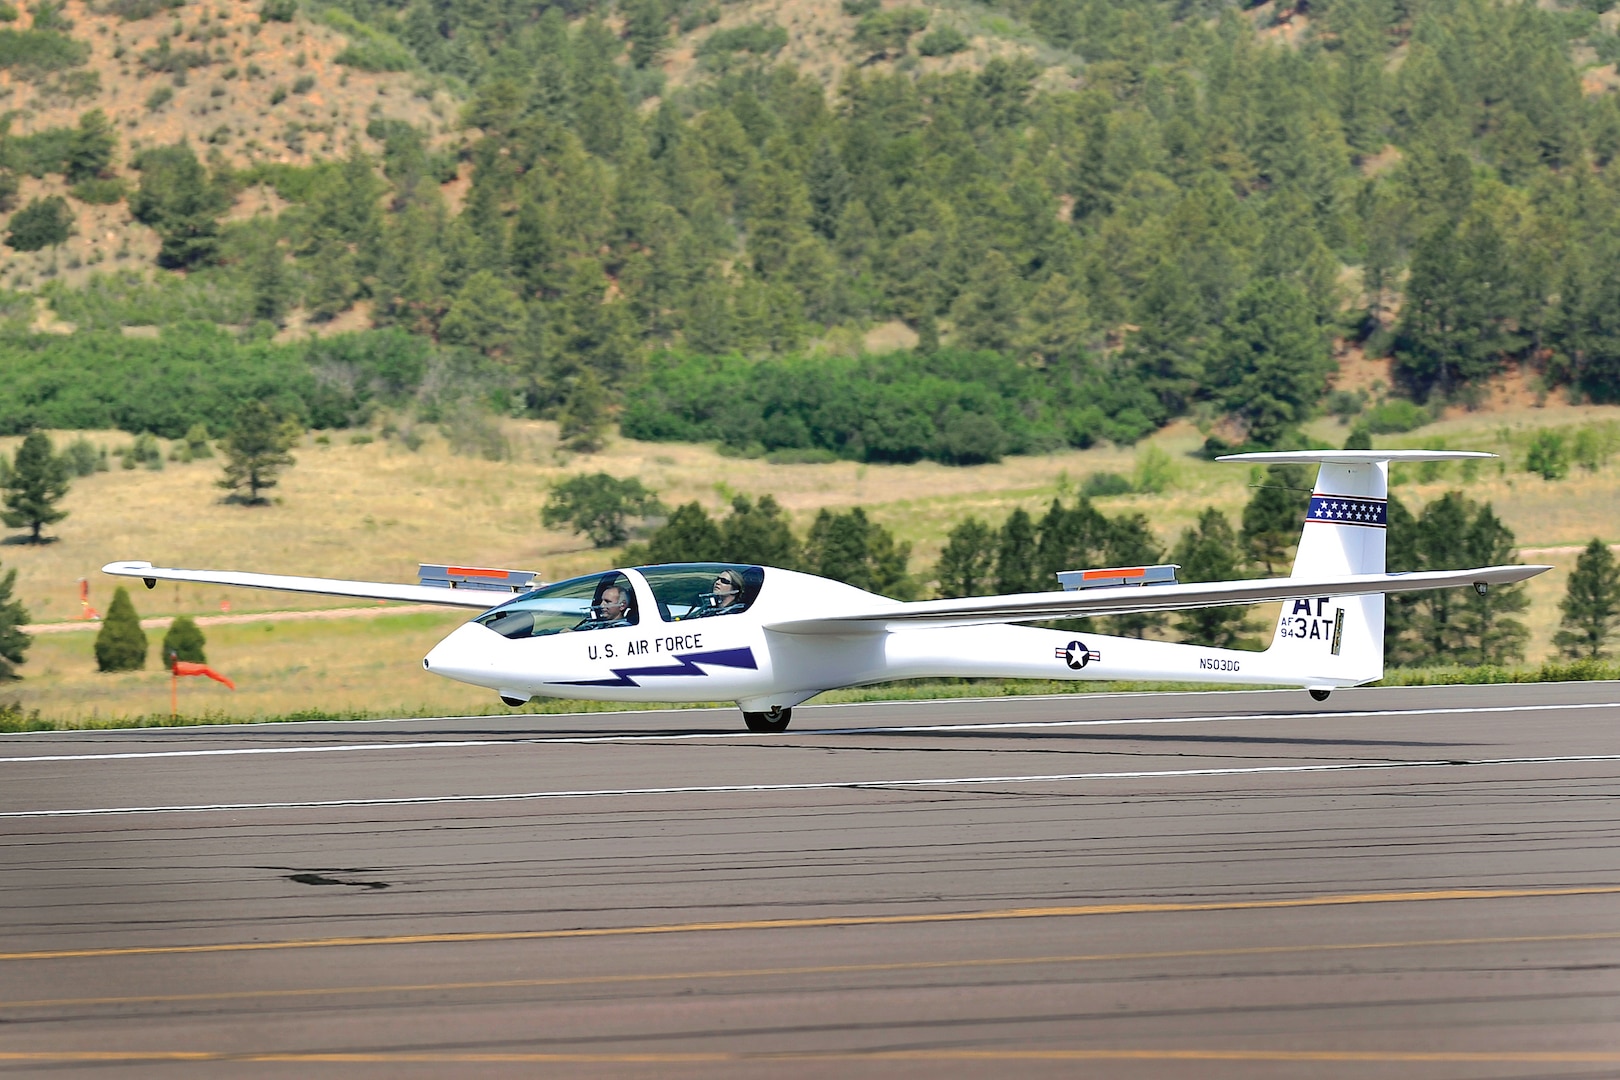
[2,700,1618,765]
[5,754,1620,819]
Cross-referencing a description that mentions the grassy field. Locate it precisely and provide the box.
[3,402,1619,724]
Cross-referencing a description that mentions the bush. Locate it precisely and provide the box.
[697,21,788,57]
[291,73,314,93]
[95,586,147,672]
[4,195,72,251]
[145,84,172,110]
[0,28,90,76]
[323,9,414,70]
[622,349,1073,466]
[1081,471,1133,497]
[1363,398,1430,434]
[1526,429,1569,480]
[917,25,968,56]
[105,0,184,20]
[161,615,205,663]
[0,325,428,438]
[259,0,295,21]
[61,436,99,476]
[69,177,127,204]
[128,432,164,469]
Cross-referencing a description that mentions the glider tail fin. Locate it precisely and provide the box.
[1273,456,1389,686]
[1218,450,1492,688]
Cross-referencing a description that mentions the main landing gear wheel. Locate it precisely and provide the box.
[1308,688,1332,702]
[743,707,792,732]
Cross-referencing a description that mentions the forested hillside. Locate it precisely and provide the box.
[2,0,1619,460]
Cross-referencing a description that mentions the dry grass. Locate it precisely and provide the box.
[3,403,1619,721]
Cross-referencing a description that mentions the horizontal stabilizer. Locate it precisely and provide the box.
[1217,450,1495,465]
[102,561,505,609]
[763,564,1548,635]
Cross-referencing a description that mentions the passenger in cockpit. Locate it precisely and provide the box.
[690,569,747,618]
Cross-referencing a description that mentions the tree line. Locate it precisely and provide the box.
[4,0,1620,453]
[537,466,1620,665]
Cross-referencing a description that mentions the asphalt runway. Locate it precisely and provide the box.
[3,683,1619,1077]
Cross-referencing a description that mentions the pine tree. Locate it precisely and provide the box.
[643,502,722,562]
[804,508,913,598]
[1240,464,1309,574]
[128,142,231,269]
[1205,279,1333,448]
[0,560,30,680]
[162,616,206,665]
[950,250,1023,354]
[623,0,669,69]
[217,402,299,505]
[935,517,997,598]
[2,431,70,543]
[806,133,849,240]
[65,109,116,183]
[95,586,148,673]
[992,507,1039,594]
[719,495,800,568]
[1458,503,1529,666]
[1172,507,1258,649]
[1553,539,1620,660]
[558,371,611,453]
[1104,512,1168,639]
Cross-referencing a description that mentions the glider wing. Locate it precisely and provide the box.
[762,564,1549,635]
[102,561,505,609]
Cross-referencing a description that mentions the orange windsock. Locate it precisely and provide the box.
[172,660,236,690]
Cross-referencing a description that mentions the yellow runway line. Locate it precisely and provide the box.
[6,885,1620,963]
[5,930,1619,1010]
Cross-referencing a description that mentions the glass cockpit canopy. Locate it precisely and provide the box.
[638,563,764,622]
[475,570,638,640]
[472,564,765,639]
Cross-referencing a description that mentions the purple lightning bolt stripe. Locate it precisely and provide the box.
[554,646,759,688]
[1305,495,1387,528]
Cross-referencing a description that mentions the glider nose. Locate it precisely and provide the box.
[423,621,501,687]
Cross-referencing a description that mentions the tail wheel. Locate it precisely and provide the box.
[1308,688,1332,702]
[743,707,792,732]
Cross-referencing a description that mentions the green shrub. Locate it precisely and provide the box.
[323,9,413,70]
[622,350,1077,466]
[0,28,89,75]
[105,0,184,20]
[0,325,430,437]
[145,84,172,110]
[95,586,148,672]
[1363,398,1430,434]
[69,177,127,204]
[697,21,788,56]
[1081,471,1133,497]
[291,73,314,93]
[5,195,72,251]
[161,615,205,663]
[1526,429,1569,480]
[61,436,99,476]
[259,0,295,21]
[917,25,968,56]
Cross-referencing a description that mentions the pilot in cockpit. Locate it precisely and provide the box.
[576,583,634,630]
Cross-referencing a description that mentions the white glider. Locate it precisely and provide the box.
[106,450,1547,731]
